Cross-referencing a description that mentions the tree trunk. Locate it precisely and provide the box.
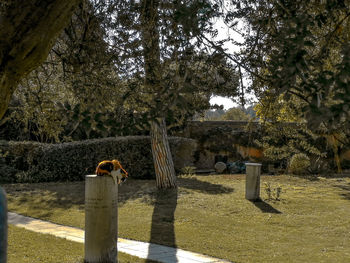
[150,118,177,189]
[0,0,80,120]
[331,135,342,174]
[140,0,177,188]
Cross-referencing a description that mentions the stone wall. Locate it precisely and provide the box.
[177,121,263,169]
[176,121,350,172]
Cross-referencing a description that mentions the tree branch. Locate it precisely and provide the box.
[0,0,81,120]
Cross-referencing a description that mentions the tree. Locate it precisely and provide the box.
[1,1,134,142]
[0,1,240,185]
[206,1,350,173]
[103,0,235,188]
[219,107,251,121]
[225,1,350,129]
[139,0,177,188]
[0,0,80,121]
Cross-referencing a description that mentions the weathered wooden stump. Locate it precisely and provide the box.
[85,175,118,263]
[245,163,262,201]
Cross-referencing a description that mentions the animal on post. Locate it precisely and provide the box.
[95,160,128,184]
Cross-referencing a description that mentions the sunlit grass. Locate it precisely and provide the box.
[3,174,350,262]
[8,225,151,263]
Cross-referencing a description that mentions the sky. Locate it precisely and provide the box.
[210,96,235,110]
[208,10,251,110]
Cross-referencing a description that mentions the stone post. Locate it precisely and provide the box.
[0,187,7,263]
[85,175,118,263]
[245,163,262,201]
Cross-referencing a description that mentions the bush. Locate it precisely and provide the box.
[307,157,330,175]
[180,166,196,176]
[0,136,197,183]
[288,153,310,175]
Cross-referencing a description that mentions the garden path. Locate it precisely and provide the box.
[8,212,231,263]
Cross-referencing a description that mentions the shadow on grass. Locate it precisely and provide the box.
[146,188,178,263]
[4,175,235,261]
[4,179,157,217]
[334,183,350,200]
[251,199,282,214]
[4,182,85,218]
[179,177,234,194]
[147,177,234,262]
[290,174,320,181]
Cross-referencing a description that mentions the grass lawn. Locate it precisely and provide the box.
[8,225,153,263]
[3,174,350,263]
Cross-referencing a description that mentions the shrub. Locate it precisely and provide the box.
[180,166,196,176]
[288,153,310,175]
[307,157,330,175]
[0,136,197,183]
[264,182,283,201]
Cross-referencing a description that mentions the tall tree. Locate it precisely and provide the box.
[0,0,80,120]
[140,0,177,188]
[104,0,231,188]
[200,1,350,173]
[223,0,350,129]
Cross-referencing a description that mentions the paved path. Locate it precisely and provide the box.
[8,212,231,263]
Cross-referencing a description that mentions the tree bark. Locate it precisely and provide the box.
[0,0,80,120]
[140,0,177,188]
[150,118,177,189]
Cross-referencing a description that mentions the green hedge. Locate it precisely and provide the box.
[0,136,197,183]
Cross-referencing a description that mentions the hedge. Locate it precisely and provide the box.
[0,136,197,183]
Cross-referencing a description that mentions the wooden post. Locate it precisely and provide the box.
[245,163,262,201]
[0,187,7,263]
[85,175,118,263]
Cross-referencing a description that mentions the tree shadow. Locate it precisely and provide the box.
[179,177,234,194]
[146,188,178,263]
[250,199,282,214]
[3,176,235,262]
[3,182,85,219]
[290,174,320,182]
[146,177,234,262]
[333,183,350,201]
[3,179,157,218]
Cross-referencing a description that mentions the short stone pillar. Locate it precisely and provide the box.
[85,175,118,263]
[0,187,7,263]
[214,162,227,174]
[245,163,262,201]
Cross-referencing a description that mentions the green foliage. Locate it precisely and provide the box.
[219,107,251,121]
[180,166,196,176]
[228,0,350,129]
[0,137,196,183]
[288,153,311,175]
[0,3,132,142]
[195,108,225,121]
[197,106,255,121]
[255,121,327,169]
[254,83,349,174]
[0,1,241,143]
[102,0,239,126]
[308,156,331,175]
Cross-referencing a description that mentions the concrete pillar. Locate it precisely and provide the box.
[245,163,262,201]
[0,187,7,263]
[85,175,118,263]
